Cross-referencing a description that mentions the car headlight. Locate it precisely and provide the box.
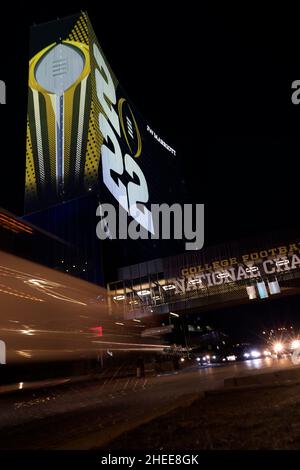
[291,339,300,350]
[250,350,260,358]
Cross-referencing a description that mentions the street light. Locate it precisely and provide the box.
[273,342,284,353]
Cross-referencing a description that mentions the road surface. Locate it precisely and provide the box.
[0,356,296,449]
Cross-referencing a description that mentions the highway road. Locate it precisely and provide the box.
[0,356,296,449]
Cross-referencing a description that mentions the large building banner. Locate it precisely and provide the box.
[25,12,176,227]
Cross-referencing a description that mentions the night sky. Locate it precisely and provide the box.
[1,4,300,248]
